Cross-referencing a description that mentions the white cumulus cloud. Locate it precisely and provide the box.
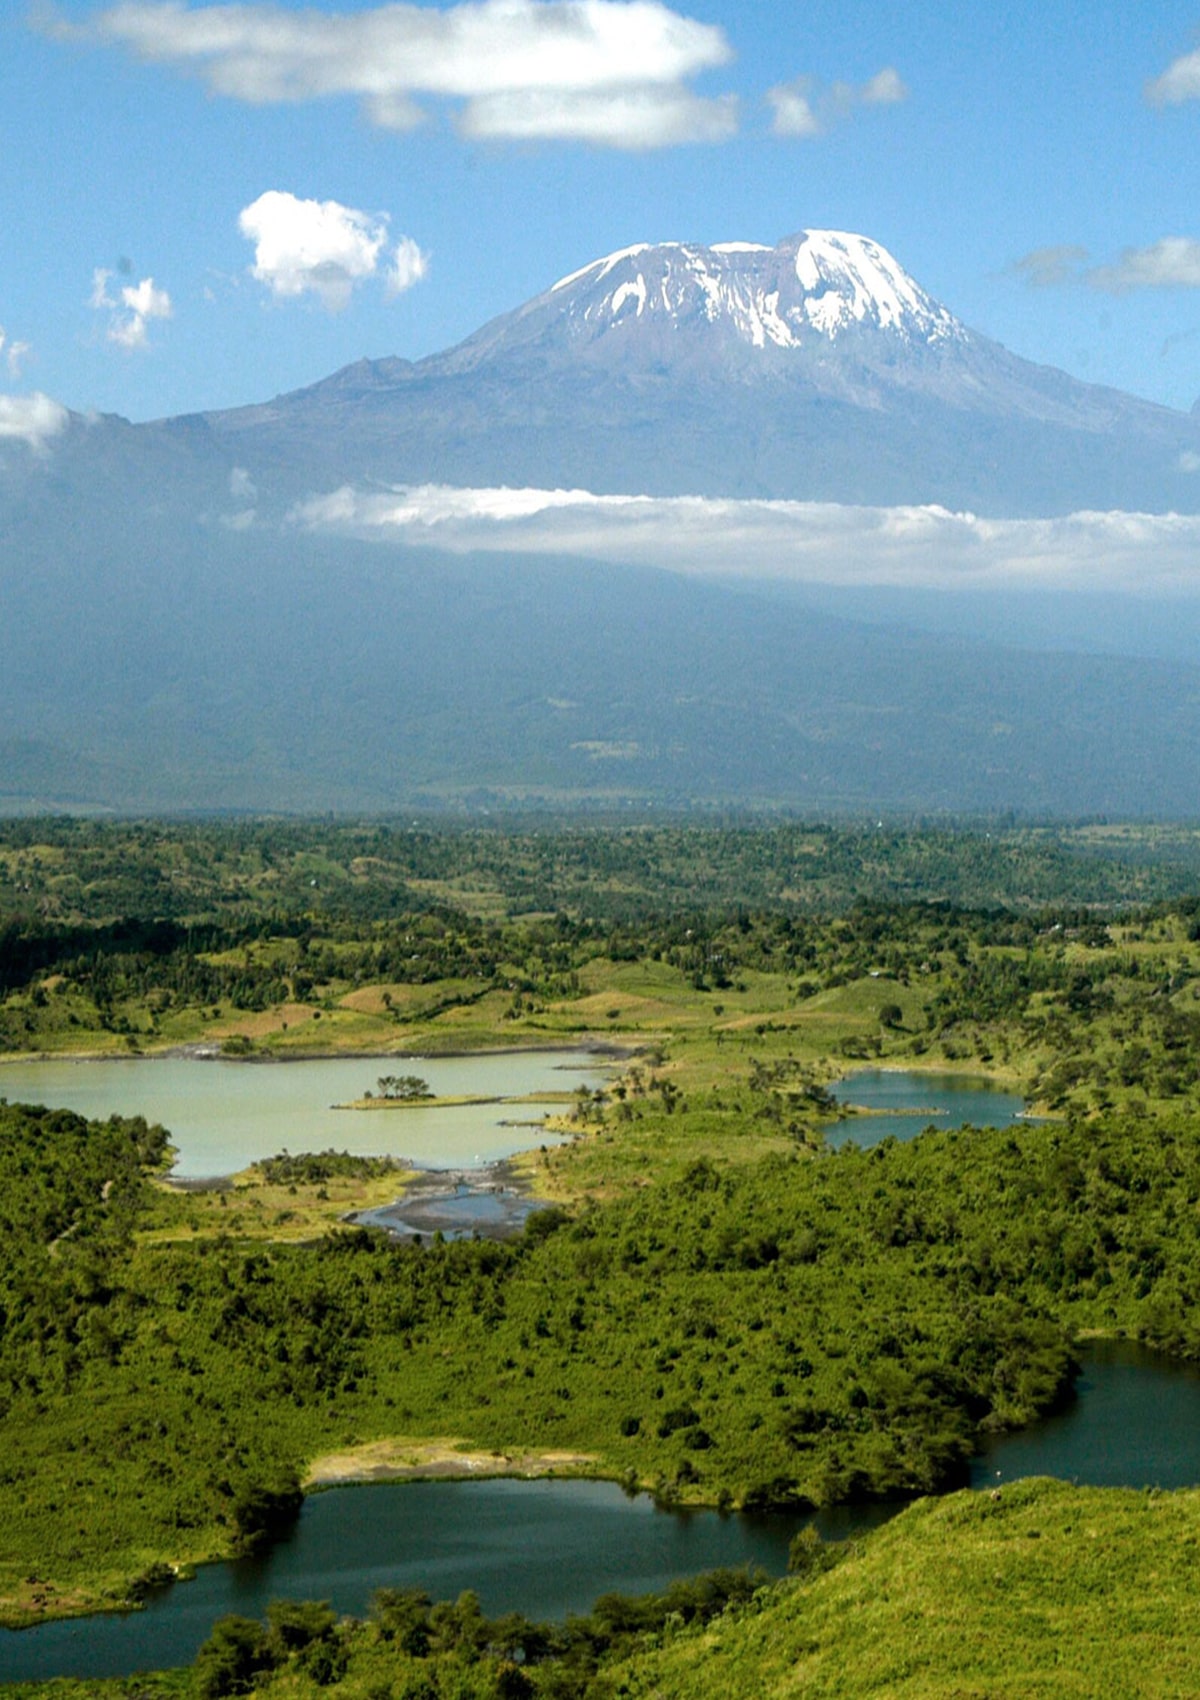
[768,66,907,138]
[90,268,173,348]
[0,392,69,450]
[288,481,1200,595]
[62,0,735,148]
[238,190,428,310]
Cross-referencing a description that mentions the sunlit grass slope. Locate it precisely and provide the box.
[613,1478,1200,1699]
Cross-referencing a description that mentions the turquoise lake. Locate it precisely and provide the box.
[0,1049,608,1177]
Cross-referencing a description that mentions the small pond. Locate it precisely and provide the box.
[355,1176,541,1240]
[0,1050,608,1178]
[826,1068,1029,1149]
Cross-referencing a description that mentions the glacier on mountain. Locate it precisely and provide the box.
[541,228,964,352]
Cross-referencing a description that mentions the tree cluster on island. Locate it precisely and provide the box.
[368,1074,433,1101]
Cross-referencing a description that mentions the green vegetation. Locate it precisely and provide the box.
[371,1077,433,1101]
[136,1157,419,1249]
[10,816,1200,929]
[255,1153,408,1188]
[9,820,1200,1691]
[10,1076,1200,1629]
[607,1479,1200,1699]
[9,1482,1200,1697]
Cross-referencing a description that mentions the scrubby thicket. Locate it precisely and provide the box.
[3,817,1200,931]
[9,821,1200,1691]
[8,1085,1200,1614]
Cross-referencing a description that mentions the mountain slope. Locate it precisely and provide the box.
[192,229,1200,515]
[5,227,1200,815]
[611,1481,1200,1700]
[4,526,1200,816]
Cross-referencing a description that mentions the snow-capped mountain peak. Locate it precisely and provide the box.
[789,230,959,339]
[540,229,965,354]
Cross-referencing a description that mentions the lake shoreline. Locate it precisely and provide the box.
[0,1046,611,1187]
[347,1155,549,1240]
[0,1038,635,1067]
[303,1439,601,1489]
[3,1336,1184,1643]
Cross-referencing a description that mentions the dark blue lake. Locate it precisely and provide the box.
[3,1342,1199,1684]
[0,1479,835,1685]
[971,1338,1200,1490]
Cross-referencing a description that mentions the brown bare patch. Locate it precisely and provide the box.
[304,1438,598,1487]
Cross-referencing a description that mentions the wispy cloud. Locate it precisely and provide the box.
[766,82,820,138]
[1147,45,1200,106]
[90,268,173,348]
[1013,238,1200,294]
[1090,238,1200,294]
[860,66,906,105]
[57,0,736,149]
[0,392,69,450]
[387,234,429,296]
[238,190,428,311]
[1010,245,1090,288]
[287,482,1200,595]
[0,329,32,380]
[767,66,907,138]
[460,84,736,147]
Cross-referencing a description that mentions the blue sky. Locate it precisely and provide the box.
[6,0,1200,422]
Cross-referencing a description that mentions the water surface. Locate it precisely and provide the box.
[3,1343,1198,1684]
[827,1068,1028,1148]
[971,1338,1200,1489]
[0,1051,606,1177]
[0,1480,820,1683]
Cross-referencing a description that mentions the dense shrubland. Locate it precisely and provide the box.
[7,1079,1200,1619]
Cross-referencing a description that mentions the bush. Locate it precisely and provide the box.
[266,1597,337,1653]
[196,1615,277,1698]
[231,1473,303,1556]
